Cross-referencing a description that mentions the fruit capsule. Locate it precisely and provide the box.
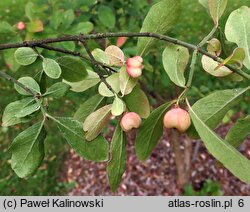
[163,107,191,133]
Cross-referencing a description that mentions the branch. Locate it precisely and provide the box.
[0,71,39,97]
[0,32,249,79]
[37,44,117,73]
[79,38,116,94]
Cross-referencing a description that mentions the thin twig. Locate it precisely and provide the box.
[186,27,217,88]
[37,44,118,73]
[0,71,38,97]
[0,32,249,79]
[79,38,116,94]
[0,71,48,116]
[186,50,198,88]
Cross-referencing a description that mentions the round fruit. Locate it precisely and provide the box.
[126,66,142,78]
[163,107,191,133]
[120,112,141,132]
[125,56,143,78]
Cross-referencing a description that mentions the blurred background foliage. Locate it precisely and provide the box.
[0,0,249,195]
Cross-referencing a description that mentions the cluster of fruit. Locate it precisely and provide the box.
[121,55,191,133]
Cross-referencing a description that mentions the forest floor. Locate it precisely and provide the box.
[59,116,250,196]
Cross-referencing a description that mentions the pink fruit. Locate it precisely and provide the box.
[125,56,143,78]
[126,66,142,78]
[126,57,142,68]
[132,56,143,63]
[16,22,25,30]
[163,107,191,133]
[116,37,127,47]
[120,112,141,132]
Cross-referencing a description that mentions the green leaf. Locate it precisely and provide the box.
[192,87,250,129]
[98,5,116,29]
[207,38,222,56]
[15,102,40,118]
[111,96,125,116]
[199,0,209,9]
[201,55,232,77]
[0,21,15,34]
[57,56,88,82]
[74,94,105,122]
[208,0,228,26]
[14,77,40,96]
[119,67,137,96]
[222,48,245,68]
[25,2,35,21]
[26,20,44,33]
[69,22,94,34]
[4,49,21,72]
[137,0,181,55]
[187,87,250,137]
[10,122,46,178]
[92,48,109,64]
[98,73,120,97]
[225,6,250,69]
[162,44,189,87]
[221,73,243,82]
[83,104,112,141]
[225,116,250,148]
[2,98,34,127]
[124,85,150,119]
[135,101,174,161]
[63,70,100,93]
[56,117,108,162]
[50,11,61,30]
[44,82,70,98]
[14,47,38,66]
[42,58,62,79]
[107,124,126,192]
[62,9,75,28]
[188,102,250,184]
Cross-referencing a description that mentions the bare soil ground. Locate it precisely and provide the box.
[59,121,250,196]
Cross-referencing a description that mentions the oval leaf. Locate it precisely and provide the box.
[64,70,100,93]
[92,48,109,64]
[105,45,125,67]
[201,55,232,77]
[14,77,40,95]
[56,117,108,162]
[98,5,116,29]
[187,87,250,138]
[137,0,181,55]
[124,85,150,119]
[208,0,228,26]
[119,67,137,96]
[225,115,250,148]
[162,44,189,87]
[225,6,250,69]
[207,38,222,56]
[98,73,120,97]
[14,47,38,66]
[223,48,245,68]
[135,101,174,161]
[42,58,62,79]
[44,82,70,99]
[188,101,250,184]
[83,104,112,141]
[10,122,46,178]
[57,56,88,82]
[107,124,126,192]
[15,102,40,118]
[111,96,125,116]
[74,94,105,122]
[2,97,34,127]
